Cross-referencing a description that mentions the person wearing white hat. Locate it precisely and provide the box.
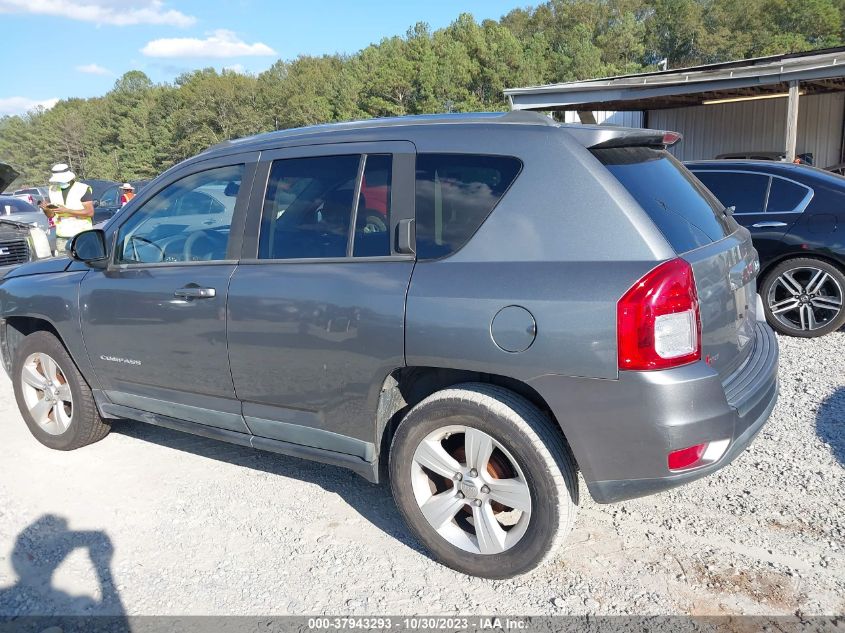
[119,183,135,206]
[39,163,94,254]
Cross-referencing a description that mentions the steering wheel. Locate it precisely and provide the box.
[183,229,224,261]
[126,235,165,263]
[360,213,387,234]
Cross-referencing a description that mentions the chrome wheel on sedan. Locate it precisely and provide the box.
[767,265,843,333]
[19,352,73,435]
[761,258,845,338]
[411,425,532,555]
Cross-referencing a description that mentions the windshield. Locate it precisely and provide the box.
[593,147,735,253]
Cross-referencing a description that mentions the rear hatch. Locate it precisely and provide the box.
[593,144,759,381]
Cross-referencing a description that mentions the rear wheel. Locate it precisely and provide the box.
[12,331,110,450]
[389,383,578,578]
[760,258,845,337]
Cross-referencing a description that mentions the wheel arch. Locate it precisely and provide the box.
[2,315,62,372]
[373,366,579,482]
[760,250,845,282]
[2,314,100,391]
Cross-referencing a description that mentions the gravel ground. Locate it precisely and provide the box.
[0,332,843,617]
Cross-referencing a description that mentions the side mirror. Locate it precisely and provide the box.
[69,229,108,265]
[724,205,736,216]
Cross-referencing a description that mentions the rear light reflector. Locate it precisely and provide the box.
[618,258,701,371]
[667,443,707,471]
[668,439,730,471]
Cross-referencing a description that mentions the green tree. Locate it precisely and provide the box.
[3,0,844,184]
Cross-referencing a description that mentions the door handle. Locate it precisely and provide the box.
[174,286,216,299]
[751,221,788,228]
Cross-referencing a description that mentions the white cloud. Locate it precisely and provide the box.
[0,97,59,117]
[141,29,276,58]
[0,0,195,27]
[76,63,113,75]
[223,64,245,74]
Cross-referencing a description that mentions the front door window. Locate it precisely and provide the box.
[116,164,244,264]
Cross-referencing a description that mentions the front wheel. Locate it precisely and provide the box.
[389,383,578,578]
[12,331,110,450]
[760,258,845,337]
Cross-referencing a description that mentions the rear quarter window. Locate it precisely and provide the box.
[415,154,522,260]
[593,148,735,253]
[766,177,811,213]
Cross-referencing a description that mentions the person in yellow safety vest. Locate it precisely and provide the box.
[38,164,94,255]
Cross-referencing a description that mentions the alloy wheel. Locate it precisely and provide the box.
[19,352,73,435]
[411,425,532,555]
[767,266,843,332]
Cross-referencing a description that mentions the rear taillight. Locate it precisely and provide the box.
[617,258,701,371]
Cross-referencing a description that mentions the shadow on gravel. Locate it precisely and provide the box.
[816,387,845,466]
[112,421,429,557]
[0,514,126,618]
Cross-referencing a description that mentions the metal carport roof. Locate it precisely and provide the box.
[505,47,845,112]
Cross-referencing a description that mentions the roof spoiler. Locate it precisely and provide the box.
[561,125,682,150]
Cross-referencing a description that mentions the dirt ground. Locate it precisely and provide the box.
[0,332,843,617]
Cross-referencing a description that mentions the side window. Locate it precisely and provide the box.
[115,164,243,264]
[259,155,360,260]
[415,154,522,260]
[766,178,811,213]
[99,186,119,207]
[354,154,392,257]
[694,171,770,214]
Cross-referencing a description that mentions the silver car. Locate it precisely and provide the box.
[0,195,50,231]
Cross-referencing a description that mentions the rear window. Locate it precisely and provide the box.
[415,154,522,260]
[1,198,36,214]
[594,147,734,253]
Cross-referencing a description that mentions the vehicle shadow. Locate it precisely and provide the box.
[110,420,428,557]
[0,515,126,619]
[816,387,845,466]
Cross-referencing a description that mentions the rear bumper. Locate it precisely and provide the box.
[530,321,779,504]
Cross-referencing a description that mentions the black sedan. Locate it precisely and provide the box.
[686,160,845,337]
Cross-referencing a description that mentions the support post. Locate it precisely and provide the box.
[577,111,597,124]
[785,81,800,162]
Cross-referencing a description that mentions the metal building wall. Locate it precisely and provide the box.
[648,92,845,167]
[563,110,644,127]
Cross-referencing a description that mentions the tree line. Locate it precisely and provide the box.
[2,0,843,186]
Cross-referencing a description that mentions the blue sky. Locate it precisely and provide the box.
[0,0,530,116]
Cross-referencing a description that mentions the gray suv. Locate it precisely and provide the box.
[0,112,779,578]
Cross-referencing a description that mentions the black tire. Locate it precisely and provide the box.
[760,257,845,338]
[12,331,110,450]
[389,383,578,578]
